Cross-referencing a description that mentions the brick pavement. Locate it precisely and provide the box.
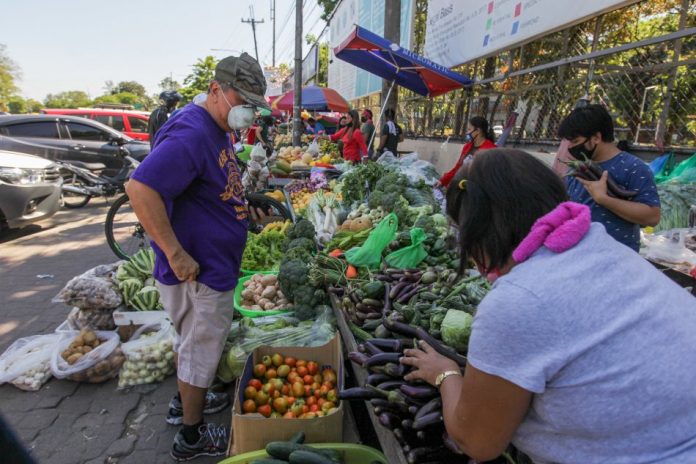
[0,201,229,464]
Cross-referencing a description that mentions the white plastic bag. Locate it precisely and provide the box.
[50,330,124,383]
[118,322,175,389]
[643,230,696,268]
[53,263,123,309]
[307,139,320,155]
[250,142,268,162]
[0,334,60,391]
[67,306,118,331]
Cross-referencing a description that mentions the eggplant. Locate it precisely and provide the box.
[348,351,370,365]
[376,380,406,390]
[373,324,392,339]
[370,397,410,414]
[442,432,465,455]
[412,411,443,430]
[366,385,409,406]
[362,298,382,307]
[364,352,402,368]
[375,274,393,282]
[357,343,367,353]
[378,411,401,428]
[394,282,414,301]
[357,311,382,321]
[408,405,419,416]
[364,341,384,356]
[389,281,409,300]
[327,286,344,296]
[414,397,442,421]
[382,318,420,338]
[415,327,468,367]
[400,383,439,400]
[366,373,392,386]
[368,338,404,352]
[362,319,382,331]
[406,446,447,464]
[384,362,409,378]
[398,285,424,304]
[338,387,383,401]
[349,291,361,304]
[392,428,408,446]
[383,283,392,314]
[401,418,414,430]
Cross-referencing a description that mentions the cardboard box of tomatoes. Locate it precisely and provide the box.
[229,333,344,455]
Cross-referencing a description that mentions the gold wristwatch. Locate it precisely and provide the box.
[435,370,462,388]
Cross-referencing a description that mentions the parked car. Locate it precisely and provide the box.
[0,115,149,177]
[41,108,151,141]
[0,149,62,231]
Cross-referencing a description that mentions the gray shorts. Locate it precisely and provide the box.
[157,281,234,388]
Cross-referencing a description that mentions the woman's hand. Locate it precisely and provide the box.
[401,340,461,386]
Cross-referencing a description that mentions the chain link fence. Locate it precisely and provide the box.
[359,0,695,151]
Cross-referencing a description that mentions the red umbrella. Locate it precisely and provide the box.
[272,86,350,113]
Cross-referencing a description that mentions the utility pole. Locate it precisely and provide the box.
[271,0,276,67]
[381,0,401,116]
[292,0,303,147]
[241,5,265,63]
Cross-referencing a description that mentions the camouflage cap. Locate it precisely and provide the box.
[215,52,269,109]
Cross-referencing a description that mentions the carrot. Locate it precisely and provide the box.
[329,249,344,258]
[346,264,358,279]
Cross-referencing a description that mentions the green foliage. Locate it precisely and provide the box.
[441,309,473,352]
[159,76,181,92]
[287,219,316,241]
[0,44,20,110]
[44,90,91,108]
[113,81,147,97]
[7,96,26,114]
[180,56,217,103]
[316,0,338,21]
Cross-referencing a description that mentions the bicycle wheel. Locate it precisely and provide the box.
[61,175,91,209]
[105,194,149,260]
[247,192,293,233]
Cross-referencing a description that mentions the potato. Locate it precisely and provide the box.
[82,331,97,345]
[261,286,276,299]
[94,360,111,376]
[62,349,73,360]
[263,302,276,311]
[67,353,83,365]
[260,274,277,286]
[73,335,85,346]
[81,346,93,354]
[69,341,82,351]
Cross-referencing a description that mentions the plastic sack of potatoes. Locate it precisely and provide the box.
[66,307,118,331]
[0,334,61,391]
[50,329,124,383]
[118,322,175,389]
[52,263,123,310]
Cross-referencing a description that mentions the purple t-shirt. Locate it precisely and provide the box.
[131,103,248,292]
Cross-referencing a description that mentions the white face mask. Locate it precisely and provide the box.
[193,93,207,105]
[220,89,255,130]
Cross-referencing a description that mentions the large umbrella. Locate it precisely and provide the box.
[334,26,473,147]
[334,25,473,97]
[272,85,350,113]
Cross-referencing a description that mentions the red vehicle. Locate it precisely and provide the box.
[41,108,150,141]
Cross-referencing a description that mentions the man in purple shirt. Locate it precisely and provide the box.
[126,52,268,461]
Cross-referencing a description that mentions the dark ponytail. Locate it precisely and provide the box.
[469,116,495,143]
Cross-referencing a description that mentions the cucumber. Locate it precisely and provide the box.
[289,431,305,444]
[362,281,385,299]
[266,442,341,461]
[289,450,341,464]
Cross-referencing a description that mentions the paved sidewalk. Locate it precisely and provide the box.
[0,201,230,464]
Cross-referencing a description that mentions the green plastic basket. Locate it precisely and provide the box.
[234,272,292,318]
[240,268,279,277]
[218,443,387,464]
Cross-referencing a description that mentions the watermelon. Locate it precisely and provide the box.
[275,160,292,174]
[131,285,160,311]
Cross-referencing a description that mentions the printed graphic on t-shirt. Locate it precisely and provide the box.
[218,148,248,220]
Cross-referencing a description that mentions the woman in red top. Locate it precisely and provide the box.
[437,116,496,188]
[323,110,368,163]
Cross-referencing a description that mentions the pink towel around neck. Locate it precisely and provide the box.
[512,202,591,264]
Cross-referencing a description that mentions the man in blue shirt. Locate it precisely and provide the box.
[558,105,660,251]
[305,117,325,135]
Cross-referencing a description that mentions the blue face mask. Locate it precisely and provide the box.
[464,129,476,143]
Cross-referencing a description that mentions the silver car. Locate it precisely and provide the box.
[0,149,62,230]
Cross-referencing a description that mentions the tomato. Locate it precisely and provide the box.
[296,360,307,368]
[306,396,317,406]
[287,372,300,384]
[271,353,284,367]
[303,374,314,385]
[255,391,270,406]
[283,411,295,419]
[262,383,275,396]
[286,396,295,406]
[277,364,291,378]
[242,399,257,414]
[270,411,282,418]
[270,378,284,391]
[307,361,319,376]
[302,405,309,414]
[313,374,322,384]
[253,363,267,378]
[284,356,297,368]
[321,401,335,412]
[244,386,257,400]
[322,381,335,390]
[303,385,313,397]
[317,398,326,408]
[261,355,272,368]
[319,385,330,397]
[272,397,288,414]
[290,402,304,416]
[292,381,305,398]
[309,404,319,413]
[296,366,308,377]
[326,389,338,402]
[303,412,317,419]
[321,368,337,384]
[248,378,263,390]
[265,368,278,380]
[281,384,290,396]
[311,382,321,392]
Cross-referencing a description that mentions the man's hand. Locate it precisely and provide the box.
[578,170,609,205]
[167,248,200,282]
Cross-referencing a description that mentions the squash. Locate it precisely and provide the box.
[302,153,314,164]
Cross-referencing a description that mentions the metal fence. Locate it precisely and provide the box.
[357,0,695,151]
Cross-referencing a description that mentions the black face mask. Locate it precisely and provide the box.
[360,117,366,123]
[568,138,597,160]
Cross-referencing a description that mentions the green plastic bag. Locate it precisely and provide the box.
[654,152,677,184]
[385,228,428,269]
[664,153,696,184]
[345,213,398,269]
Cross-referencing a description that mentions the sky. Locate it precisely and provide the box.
[1,0,327,101]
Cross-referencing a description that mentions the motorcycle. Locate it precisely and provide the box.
[57,153,141,208]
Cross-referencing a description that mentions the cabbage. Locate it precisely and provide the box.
[441,310,473,353]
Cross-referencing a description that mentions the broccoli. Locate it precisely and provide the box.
[367,191,384,210]
[286,237,316,253]
[287,219,316,241]
[293,303,316,321]
[285,247,313,263]
[278,259,309,300]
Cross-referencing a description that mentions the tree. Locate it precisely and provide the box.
[44,90,91,108]
[317,0,338,21]
[305,34,329,86]
[114,81,147,97]
[180,56,217,102]
[25,99,43,113]
[0,44,20,104]
[158,76,181,92]
[7,96,26,114]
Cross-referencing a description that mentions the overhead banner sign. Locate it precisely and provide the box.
[424,0,636,68]
[302,45,318,85]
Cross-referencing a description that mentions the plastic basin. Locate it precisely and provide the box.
[218,443,387,464]
[234,272,291,318]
